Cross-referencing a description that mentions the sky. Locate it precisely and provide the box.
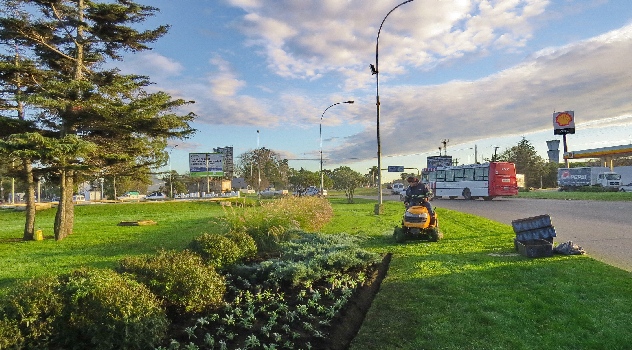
[115,0,632,181]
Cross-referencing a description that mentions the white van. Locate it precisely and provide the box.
[391,183,405,195]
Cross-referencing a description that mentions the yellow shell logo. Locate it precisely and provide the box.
[556,112,573,127]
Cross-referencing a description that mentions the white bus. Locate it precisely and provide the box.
[423,162,519,200]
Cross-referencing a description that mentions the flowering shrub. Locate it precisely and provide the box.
[118,250,226,314]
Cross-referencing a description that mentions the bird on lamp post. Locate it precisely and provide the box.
[371,0,415,213]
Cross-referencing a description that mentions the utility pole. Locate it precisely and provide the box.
[441,139,449,156]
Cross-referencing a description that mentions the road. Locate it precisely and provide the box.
[426,196,632,272]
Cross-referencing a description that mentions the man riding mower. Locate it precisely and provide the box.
[393,176,442,243]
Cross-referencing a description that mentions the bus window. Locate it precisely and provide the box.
[474,167,488,181]
[453,168,464,180]
[445,169,455,182]
[464,168,474,181]
[435,170,445,181]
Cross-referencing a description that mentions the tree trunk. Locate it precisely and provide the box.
[22,159,36,240]
[54,169,74,240]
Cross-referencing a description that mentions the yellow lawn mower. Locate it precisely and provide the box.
[393,203,442,243]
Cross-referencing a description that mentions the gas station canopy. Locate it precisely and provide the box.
[563,144,632,170]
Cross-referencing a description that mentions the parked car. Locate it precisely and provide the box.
[146,192,167,200]
[391,182,406,195]
[259,188,288,198]
[295,186,327,197]
[117,191,144,201]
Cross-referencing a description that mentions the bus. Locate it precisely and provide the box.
[423,162,518,200]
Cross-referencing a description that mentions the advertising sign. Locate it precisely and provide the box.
[553,111,575,135]
[189,153,224,177]
[557,167,590,187]
[427,156,452,168]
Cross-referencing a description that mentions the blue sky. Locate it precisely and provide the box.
[116,0,632,181]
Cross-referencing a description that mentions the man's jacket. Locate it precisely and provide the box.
[405,183,433,205]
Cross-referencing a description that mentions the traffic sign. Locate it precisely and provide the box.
[387,166,405,172]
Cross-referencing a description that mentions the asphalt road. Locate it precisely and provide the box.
[426,196,632,272]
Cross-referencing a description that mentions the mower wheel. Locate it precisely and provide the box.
[428,227,443,242]
[393,227,407,243]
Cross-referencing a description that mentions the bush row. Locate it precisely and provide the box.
[0,232,258,349]
[0,197,336,349]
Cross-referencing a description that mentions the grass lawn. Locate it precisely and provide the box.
[330,199,632,350]
[2,197,632,349]
[0,200,227,293]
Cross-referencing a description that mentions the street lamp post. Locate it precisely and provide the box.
[370,0,414,213]
[320,101,354,195]
[168,145,178,198]
[257,130,261,191]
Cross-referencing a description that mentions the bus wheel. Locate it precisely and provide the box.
[462,188,472,200]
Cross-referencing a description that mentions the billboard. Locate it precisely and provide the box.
[189,153,223,177]
[213,146,234,178]
[427,156,453,168]
[553,111,575,135]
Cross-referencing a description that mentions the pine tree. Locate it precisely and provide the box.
[0,0,195,240]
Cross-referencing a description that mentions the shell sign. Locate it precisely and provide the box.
[553,111,575,135]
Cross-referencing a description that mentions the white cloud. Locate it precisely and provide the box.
[118,52,184,78]
[208,56,246,97]
[326,22,632,163]
[228,0,549,87]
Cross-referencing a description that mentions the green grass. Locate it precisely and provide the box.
[336,201,632,350]
[2,198,632,349]
[0,201,227,292]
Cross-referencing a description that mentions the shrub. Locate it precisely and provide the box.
[226,230,258,261]
[0,269,168,350]
[0,317,23,349]
[0,275,63,349]
[57,268,168,350]
[118,250,226,314]
[188,233,242,268]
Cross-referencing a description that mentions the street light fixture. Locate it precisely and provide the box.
[320,101,354,194]
[371,0,414,213]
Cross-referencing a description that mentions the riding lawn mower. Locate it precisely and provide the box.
[393,201,442,243]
